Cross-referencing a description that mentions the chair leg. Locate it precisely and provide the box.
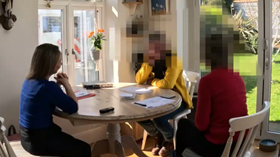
[141,131,148,150]
[173,118,179,149]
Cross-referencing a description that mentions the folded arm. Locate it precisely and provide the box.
[47,82,78,114]
[151,67,180,89]
[135,63,153,84]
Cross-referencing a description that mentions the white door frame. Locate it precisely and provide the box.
[38,5,68,75]
[38,0,104,85]
[257,0,280,142]
[68,5,103,85]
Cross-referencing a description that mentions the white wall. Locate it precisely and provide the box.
[104,0,117,82]
[0,0,38,131]
[104,0,137,83]
[177,0,200,93]
[186,0,200,73]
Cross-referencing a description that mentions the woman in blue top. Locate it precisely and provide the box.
[19,44,91,157]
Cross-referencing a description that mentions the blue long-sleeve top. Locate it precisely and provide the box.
[19,79,78,129]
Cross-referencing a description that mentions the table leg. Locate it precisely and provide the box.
[92,123,147,157]
[107,123,124,155]
[91,139,110,157]
[121,135,148,157]
[115,140,126,157]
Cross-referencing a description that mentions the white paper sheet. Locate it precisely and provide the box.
[134,97,175,108]
[75,91,90,98]
[119,93,134,97]
[120,86,152,94]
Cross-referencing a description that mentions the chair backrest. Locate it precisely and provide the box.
[221,101,270,157]
[182,70,200,99]
[0,117,16,157]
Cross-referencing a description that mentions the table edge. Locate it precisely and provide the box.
[54,96,182,123]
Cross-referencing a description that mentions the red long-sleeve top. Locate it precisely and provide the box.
[195,68,248,144]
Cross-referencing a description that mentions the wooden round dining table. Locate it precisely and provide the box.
[54,83,182,157]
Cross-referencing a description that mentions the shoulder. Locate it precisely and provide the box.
[21,79,56,96]
[199,74,212,86]
[42,81,60,91]
[22,79,49,89]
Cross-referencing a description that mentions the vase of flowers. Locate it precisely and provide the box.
[88,29,106,61]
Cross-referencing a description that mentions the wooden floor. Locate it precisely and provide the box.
[9,137,280,157]
[101,137,280,157]
[101,137,156,157]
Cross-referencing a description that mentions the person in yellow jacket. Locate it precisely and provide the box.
[136,33,192,157]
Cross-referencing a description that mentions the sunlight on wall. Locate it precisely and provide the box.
[112,6,118,17]
[109,27,116,60]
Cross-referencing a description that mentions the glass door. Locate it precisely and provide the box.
[70,7,99,85]
[259,0,280,141]
[38,5,67,81]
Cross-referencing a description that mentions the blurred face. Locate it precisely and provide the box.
[53,53,62,74]
[148,40,165,66]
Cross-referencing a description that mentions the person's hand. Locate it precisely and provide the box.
[146,77,154,85]
[146,73,154,85]
[54,73,62,86]
[54,73,70,87]
[57,73,69,79]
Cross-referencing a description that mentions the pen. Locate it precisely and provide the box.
[134,102,147,107]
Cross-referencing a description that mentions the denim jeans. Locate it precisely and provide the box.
[137,101,187,141]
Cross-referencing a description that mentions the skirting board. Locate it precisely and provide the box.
[73,124,107,144]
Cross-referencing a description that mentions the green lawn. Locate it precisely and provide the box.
[201,52,280,121]
[235,52,280,121]
[234,53,258,117]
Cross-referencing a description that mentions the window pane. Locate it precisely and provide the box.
[73,10,99,85]
[38,9,63,81]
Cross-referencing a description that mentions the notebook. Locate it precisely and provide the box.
[75,91,90,98]
[75,91,96,100]
[134,96,175,108]
[120,86,152,94]
[119,93,136,100]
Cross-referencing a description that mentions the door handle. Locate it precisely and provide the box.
[264,39,270,70]
[65,49,69,56]
[65,49,69,64]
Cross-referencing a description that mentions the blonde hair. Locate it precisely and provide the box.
[27,43,60,80]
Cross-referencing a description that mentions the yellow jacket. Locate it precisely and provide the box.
[135,63,193,109]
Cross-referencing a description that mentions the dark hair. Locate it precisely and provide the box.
[205,34,230,69]
[26,44,61,80]
[200,5,248,69]
[201,26,244,69]
[149,33,166,42]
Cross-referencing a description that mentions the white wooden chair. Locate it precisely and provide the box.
[182,101,270,157]
[0,117,17,157]
[141,70,200,150]
[0,117,56,157]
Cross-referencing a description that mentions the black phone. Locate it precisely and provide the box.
[99,107,114,114]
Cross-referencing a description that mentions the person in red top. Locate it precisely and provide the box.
[173,17,248,157]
